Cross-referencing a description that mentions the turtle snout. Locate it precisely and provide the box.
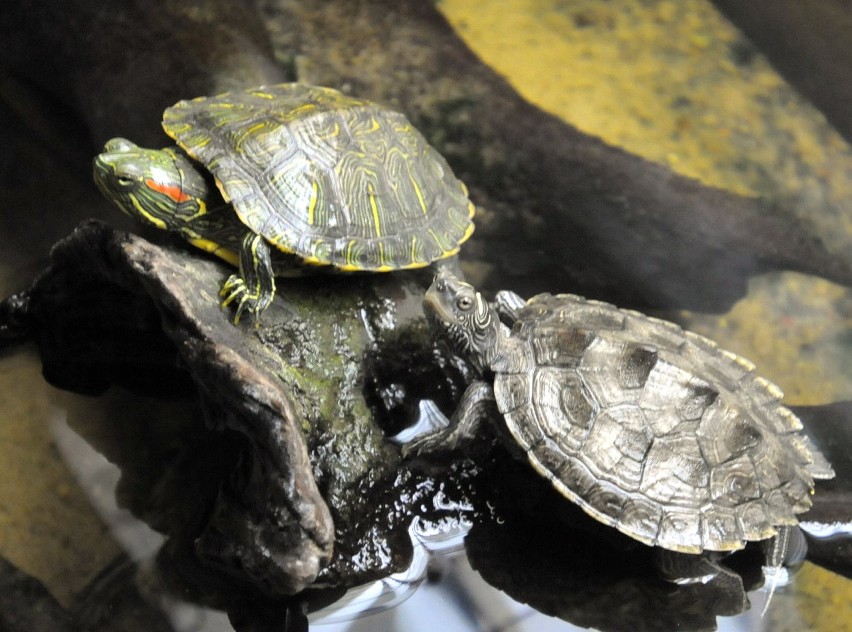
[103,137,139,153]
[423,289,454,327]
[92,155,114,191]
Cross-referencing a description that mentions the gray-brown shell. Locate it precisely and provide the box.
[492,293,831,553]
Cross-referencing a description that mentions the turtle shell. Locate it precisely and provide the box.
[492,292,830,553]
[162,83,475,271]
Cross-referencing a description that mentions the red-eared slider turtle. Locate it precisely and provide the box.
[406,270,834,557]
[93,83,475,322]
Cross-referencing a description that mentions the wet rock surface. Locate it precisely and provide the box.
[2,220,458,598]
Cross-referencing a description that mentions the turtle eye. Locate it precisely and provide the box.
[116,175,135,188]
[456,294,473,311]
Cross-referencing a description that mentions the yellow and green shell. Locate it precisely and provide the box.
[162,83,475,271]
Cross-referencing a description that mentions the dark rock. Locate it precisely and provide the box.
[0,556,79,632]
[7,220,331,595]
[1,219,473,601]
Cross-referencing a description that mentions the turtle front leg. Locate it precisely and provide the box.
[402,381,497,457]
[494,290,525,325]
[220,232,276,323]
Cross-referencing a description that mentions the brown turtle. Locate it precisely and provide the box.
[406,270,833,559]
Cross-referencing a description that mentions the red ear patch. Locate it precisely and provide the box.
[145,178,192,203]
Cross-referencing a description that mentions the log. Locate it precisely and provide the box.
[1,0,849,310]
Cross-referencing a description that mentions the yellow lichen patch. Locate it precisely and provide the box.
[439,0,852,253]
[769,563,852,632]
[678,273,852,404]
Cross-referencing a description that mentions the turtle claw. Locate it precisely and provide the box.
[220,274,273,324]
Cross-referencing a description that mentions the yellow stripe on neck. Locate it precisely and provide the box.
[188,238,240,266]
[130,195,168,230]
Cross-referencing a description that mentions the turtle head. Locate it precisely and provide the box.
[424,268,503,372]
[93,138,210,232]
